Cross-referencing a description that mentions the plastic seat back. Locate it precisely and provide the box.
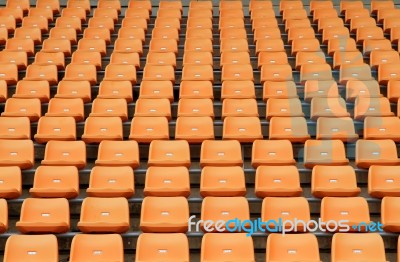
[4,235,58,262]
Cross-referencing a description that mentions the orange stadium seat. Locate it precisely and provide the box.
[37,0,60,14]
[175,116,214,143]
[201,233,254,262]
[258,52,289,68]
[147,52,176,67]
[222,98,258,118]
[269,117,310,143]
[263,81,298,101]
[331,233,386,262]
[88,17,115,32]
[316,117,359,142]
[255,165,302,198]
[136,233,189,262]
[54,80,91,103]
[55,17,82,32]
[121,17,148,31]
[0,63,18,84]
[86,166,135,198]
[262,197,310,232]
[356,139,400,169]
[252,139,296,168]
[296,51,326,70]
[82,116,123,144]
[0,15,15,33]
[261,64,293,82]
[129,117,169,143]
[67,0,90,13]
[0,7,23,22]
[110,52,140,68]
[140,196,189,233]
[304,80,339,102]
[134,98,171,119]
[178,98,214,118]
[24,64,58,85]
[310,97,350,120]
[4,235,58,262]
[98,81,133,102]
[364,116,400,141]
[180,81,214,99]
[41,140,86,169]
[304,139,349,168]
[144,166,190,197]
[321,197,370,231]
[222,116,262,142]
[34,116,76,143]
[381,196,400,232]
[139,80,173,100]
[333,51,364,69]
[312,165,360,198]
[0,50,28,69]
[221,81,255,100]
[200,140,243,167]
[201,197,249,232]
[78,197,130,233]
[33,51,65,69]
[345,80,381,102]
[368,165,400,198]
[29,7,54,22]
[95,140,139,168]
[148,140,191,167]
[16,198,70,233]
[266,233,320,262]
[70,234,124,262]
[0,117,30,140]
[2,97,41,121]
[45,98,84,121]
[354,97,394,120]
[266,98,304,119]
[83,27,111,44]
[0,166,22,199]
[0,139,33,169]
[30,165,79,198]
[200,166,246,197]
[64,64,97,85]
[89,98,128,121]
[61,8,86,22]
[71,50,102,69]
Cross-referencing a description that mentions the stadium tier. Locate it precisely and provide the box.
[0,0,400,261]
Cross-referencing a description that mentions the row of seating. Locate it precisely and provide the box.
[3,95,400,121]
[2,232,393,262]
[1,138,400,169]
[1,195,400,234]
[1,159,399,198]
[4,114,400,143]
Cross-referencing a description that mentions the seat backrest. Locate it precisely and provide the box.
[70,234,124,262]
[201,233,255,261]
[267,233,320,261]
[200,140,243,167]
[136,233,189,262]
[0,166,21,199]
[262,197,311,228]
[332,233,386,261]
[321,197,370,224]
[19,198,69,224]
[4,234,58,261]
